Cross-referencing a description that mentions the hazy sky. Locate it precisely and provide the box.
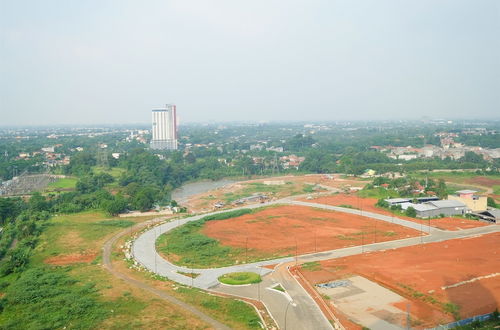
[1,1,499,125]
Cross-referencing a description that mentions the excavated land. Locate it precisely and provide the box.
[299,232,500,328]
[465,176,500,188]
[202,205,421,256]
[306,194,488,231]
[182,174,366,212]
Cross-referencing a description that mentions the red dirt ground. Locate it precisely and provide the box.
[305,194,488,231]
[44,253,98,265]
[300,232,500,328]
[202,205,421,256]
[465,177,500,188]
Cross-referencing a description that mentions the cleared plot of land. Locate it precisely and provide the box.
[307,193,487,231]
[300,232,500,328]
[317,276,410,330]
[202,205,421,257]
[181,174,366,212]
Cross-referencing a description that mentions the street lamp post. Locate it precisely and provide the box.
[258,267,263,301]
[295,237,298,266]
[362,230,364,253]
[314,229,317,253]
[420,219,423,244]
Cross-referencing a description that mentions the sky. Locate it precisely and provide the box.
[0,0,499,125]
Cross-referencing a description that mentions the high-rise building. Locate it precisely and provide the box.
[150,104,178,150]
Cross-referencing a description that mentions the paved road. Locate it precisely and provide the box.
[132,199,500,330]
[102,218,231,330]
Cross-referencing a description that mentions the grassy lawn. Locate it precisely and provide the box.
[301,261,321,271]
[93,166,126,179]
[32,211,139,262]
[271,284,285,292]
[357,187,400,199]
[10,210,263,329]
[156,207,284,268]
[218,272,262,285]
[46,177,78,191]
[493,185,500,195]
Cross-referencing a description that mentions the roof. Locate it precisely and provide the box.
[413,204,438,212]
[428,200,466,208]
[385,198,411,204]
[456,189,477,194]
[416,196,439,201]
[480,209,500,219]
[399,202,437,212]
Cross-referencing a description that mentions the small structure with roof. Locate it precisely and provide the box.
[447,189,487,212]
[384,198,411,206]
[473,209,500,224]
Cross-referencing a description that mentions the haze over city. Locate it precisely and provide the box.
[1,0,499,125]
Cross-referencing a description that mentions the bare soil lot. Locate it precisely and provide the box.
[202,204,421,256]
[306,194,488,231]
[299,232,500,328]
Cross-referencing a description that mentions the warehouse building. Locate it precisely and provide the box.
[385,198,467,218]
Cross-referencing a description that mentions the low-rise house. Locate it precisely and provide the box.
[386,198,467,218]
[448,190,487,212]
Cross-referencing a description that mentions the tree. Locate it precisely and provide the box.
[103,195,128,216]
[436,179,448,199]
[405,206,417,218]
[487,197,497,208]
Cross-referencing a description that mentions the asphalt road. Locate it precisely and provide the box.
[131,198,500,330]
[102,217,231,330]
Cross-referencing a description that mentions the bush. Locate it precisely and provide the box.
[202,208,253,221]
[376,199,389,208]
[405,206,417,218]
[218,272,262,285]
[0,267,108,329]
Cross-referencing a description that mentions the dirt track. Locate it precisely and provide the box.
[101,218,230,330]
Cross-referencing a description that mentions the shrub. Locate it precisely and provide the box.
[405,206,417,218]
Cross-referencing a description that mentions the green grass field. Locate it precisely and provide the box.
[218,272,262,285]
[1,210,262,329]
[93,166,126,178]
[46,177,78,190]
[493,185,500,195]
[156,206,285,268]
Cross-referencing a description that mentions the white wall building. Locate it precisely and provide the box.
[150,104,178,150]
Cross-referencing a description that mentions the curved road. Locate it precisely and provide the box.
[132,198,500,330]
[102,218,230,330]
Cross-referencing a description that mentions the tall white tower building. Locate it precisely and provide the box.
[150,104,178,150]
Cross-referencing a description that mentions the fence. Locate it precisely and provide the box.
[428,312,497,330]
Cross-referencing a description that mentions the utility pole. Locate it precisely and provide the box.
[245,237,248,264]
[406,303,411,330]
[295,237,298,265]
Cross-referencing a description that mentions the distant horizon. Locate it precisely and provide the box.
[1,117,500,130]
[2,1,499,126]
